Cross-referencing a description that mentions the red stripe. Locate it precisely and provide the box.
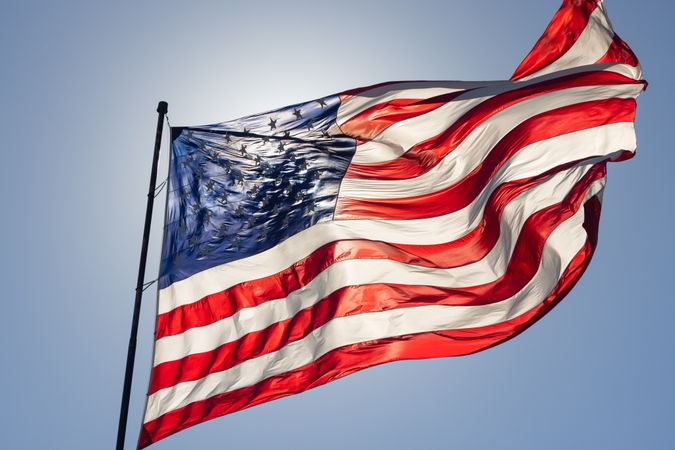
[338,80,428,102]
[596,34,640,67]
[139,196,602,449]
[343,71,641,181]
[156,159,602,340]
[335,97,634,220]
[511,0,600,80]
[340,89,470,140]
[149,164,604,394]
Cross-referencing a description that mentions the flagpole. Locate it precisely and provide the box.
[116,101,168,450]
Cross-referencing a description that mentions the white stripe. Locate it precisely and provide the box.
[337,64,624,130]
[339,105,639,200]
[521,4,615,81]
[343,65,640,165]
[158,153,607,315]
[153,169,602,365]
[336,81,499,127]
[145,194,595,422]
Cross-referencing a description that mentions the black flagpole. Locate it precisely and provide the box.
[116,101,168,450]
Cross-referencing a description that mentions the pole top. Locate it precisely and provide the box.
[157,101,168,114]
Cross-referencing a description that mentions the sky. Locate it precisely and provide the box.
[1,1,673,449]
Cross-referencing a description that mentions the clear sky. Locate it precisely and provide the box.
[1,1,673,449]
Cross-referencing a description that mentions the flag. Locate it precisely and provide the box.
[140,0,645,446]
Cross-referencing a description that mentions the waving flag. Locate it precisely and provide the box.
[140,0,646,446]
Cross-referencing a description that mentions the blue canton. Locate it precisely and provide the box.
[159,95,356,288]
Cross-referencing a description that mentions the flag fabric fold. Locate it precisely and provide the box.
[140,0,645,446]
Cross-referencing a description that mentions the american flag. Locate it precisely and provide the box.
[140,0,645,446]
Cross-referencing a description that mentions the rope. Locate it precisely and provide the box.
[142,279,158,292]
[153,179,167,197]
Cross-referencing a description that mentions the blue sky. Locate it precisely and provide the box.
[1,1,673,449]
